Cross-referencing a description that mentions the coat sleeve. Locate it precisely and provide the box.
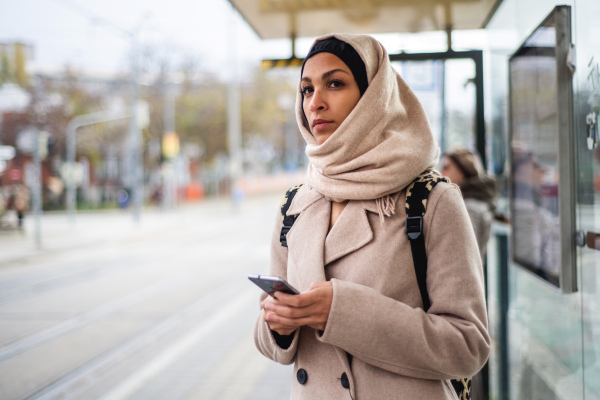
[464,198,493,259]
[318,184,490,380]
[253,210,299,365]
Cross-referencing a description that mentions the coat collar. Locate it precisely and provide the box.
[287,185,403,217]
[286,186,403,267]
[286,185,322,217]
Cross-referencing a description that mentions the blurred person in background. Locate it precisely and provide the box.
[441,147,498,259]
[511,145,559,283]
[10,183,30,229]
[254,34,489,399]
[441,147,498,400]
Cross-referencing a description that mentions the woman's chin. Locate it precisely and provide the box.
[314,130,335,145]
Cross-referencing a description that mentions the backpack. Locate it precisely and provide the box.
[279,172,472,400]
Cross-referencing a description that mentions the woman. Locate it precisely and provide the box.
[441,147,497,259]
[254,34,490,399]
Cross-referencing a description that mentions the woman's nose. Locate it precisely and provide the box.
[309,89,326,112]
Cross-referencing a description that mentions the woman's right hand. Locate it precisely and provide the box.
[262,297,297,336]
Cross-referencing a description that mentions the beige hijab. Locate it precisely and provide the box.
[296,33,440,218]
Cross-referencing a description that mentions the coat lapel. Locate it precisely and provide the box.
[285,186,330,292]
[324,200,374,265]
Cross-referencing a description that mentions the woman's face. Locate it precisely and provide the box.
[440,156,465,184]
[301,52,361,145]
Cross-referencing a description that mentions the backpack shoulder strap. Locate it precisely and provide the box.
[404,172,449,311]
[405,173,471,400]
[279,184,304,247]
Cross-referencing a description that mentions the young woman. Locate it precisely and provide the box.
[254,34,490,399]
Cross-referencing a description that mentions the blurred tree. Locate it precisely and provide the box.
[14,43,30,88]
[13,39,302,208]
[0,47,12,85]
[135,41,298,169]
[28,69,111,167]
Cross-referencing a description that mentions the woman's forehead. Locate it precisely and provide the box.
[302,52,351,77]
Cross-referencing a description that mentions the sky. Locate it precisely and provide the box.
[0,0,489,121]
[0,0,488,79]
[0,0,289,76]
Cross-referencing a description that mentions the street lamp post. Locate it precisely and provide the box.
[227,5,242,204]
[66,112,129,223]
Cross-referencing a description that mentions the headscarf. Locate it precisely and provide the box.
[296,33,440,219]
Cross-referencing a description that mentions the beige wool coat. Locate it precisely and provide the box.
[254,182,491,400]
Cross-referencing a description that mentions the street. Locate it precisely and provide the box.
[0,194,293,399]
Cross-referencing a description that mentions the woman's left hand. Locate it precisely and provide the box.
[264,281,333,332]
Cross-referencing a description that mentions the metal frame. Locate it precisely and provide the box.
[508,5,577,293]
[389,50,486,167]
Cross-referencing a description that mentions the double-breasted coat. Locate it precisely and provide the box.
[254,182,490,399]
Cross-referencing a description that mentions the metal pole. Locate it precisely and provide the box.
[473,51,486,168]
[66,112,129,223]
[129,33,142,223]
[227,6,242,192]
[440,60,447,154]
[66,119,77,223]
[162,82,176,209]
[33,131,42,249]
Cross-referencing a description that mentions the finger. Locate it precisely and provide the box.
[267,312,312,328]
[273,291,303,306]
[265,311,298,331]
[265,301,307,319]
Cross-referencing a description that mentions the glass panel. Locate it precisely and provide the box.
[575,0,600,397]
[486,2,582,400]
[392,59,476,154]
[509,14,561,287]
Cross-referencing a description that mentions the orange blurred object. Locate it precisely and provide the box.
[185,183,205,200]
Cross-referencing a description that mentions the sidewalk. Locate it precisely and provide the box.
[0,194,283,266]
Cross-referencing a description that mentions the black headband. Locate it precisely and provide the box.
[301,38,368,96]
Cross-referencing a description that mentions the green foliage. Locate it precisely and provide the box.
[0,48,12,85]
[13,43,30,88]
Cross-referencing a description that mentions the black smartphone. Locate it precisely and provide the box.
[248,274,300,296]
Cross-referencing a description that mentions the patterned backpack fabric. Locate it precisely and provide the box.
[279,172,472,399]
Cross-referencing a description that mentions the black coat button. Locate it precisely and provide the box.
[341,372,350,389]
[297,368,308,385]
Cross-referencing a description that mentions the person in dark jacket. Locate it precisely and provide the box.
[441,147,498,259]
[441,147,498,400]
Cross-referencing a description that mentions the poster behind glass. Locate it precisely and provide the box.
[509,7,572,290]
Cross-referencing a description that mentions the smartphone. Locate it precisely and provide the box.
[248,274,300,296]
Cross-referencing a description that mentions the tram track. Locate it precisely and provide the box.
[25,280,254,400]
[0,211,266,306]
[0,234,263,363]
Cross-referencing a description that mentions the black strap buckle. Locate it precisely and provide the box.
[280,225,292,247]
[405,216,423,240]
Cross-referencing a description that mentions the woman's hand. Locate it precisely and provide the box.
[263,281,333,334]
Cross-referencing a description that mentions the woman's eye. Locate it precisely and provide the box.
[300,86,313,96]
[329,80,345,88]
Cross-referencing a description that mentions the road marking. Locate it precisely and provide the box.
[183,327,272,400]
[0,259,202,362]
[25,279,251,400]
[98,287,256,400]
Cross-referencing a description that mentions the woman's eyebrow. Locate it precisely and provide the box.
[301,68,350,83]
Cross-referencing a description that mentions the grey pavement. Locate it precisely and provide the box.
[0,195,293,400]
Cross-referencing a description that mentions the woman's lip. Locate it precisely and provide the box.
[313,121,332,131]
